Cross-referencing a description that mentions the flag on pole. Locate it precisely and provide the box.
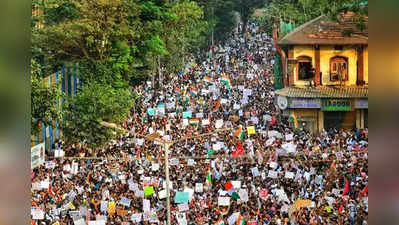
[48,183,55,197]
[190,88,198,97]
[236,214,245,225]
[361,185,368,197]
[206,167,212,186]
[232,141,244,157]
[234,126,245,140]
[189,118,199,126]
[343,179,350,196]
[213,99,221,112]
[174,88,181,95]
[220,74,232,90]
[204,76,214,84]
[215,219,225,225]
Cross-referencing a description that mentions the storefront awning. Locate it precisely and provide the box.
[275,86,368,99]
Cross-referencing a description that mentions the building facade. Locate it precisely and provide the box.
[275,14,368,133]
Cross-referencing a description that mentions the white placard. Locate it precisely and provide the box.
[202,119,210,126]
[251,167,260,177]
[285,171,294,179]
[195,183,203,193]
[158,189,167,199]
[268,170,278,179]
[178,203,189,212]
[239,189,248,202]
[170,158,179,166]
[143,199,150,212]
[231,181,241,189]
[285,134,294,141]
[152,163,160,171]
[218,197,230,206]
[269,162,278,169]
[215,120,224,129]
[31,142,45,169]
[187,159,195,166]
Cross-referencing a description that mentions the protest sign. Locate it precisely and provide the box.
[282,143,297,154]
[285,171,295,179]
[178,203,189,212]
[259,189,269,199]
[268,170,278,179]
[158,189,167,199]
[119,197,131,207]
[176,212,187,225]
[187,159,195,166]
[144,186,155,197]
[152,163,159,171]
[71,161,79,175]
[73,218,86,225]
[239,189,249,202]
[227,212,239,225]
[215,119,224,129]
[32,208,45,220]
[285,133,294,141]
[182,111,192,119]
[269,162,278,169]
[231,181,241,189]
[251,167,260,177]
[218,197,230,206]
[174,192,189,204]
[143,199,150,212]
[45,161,56,169]
[202,119,210,126]
[147,108,155,116]
[170,158,179,166]
[131,213,142,223]
[195,183,203,193]
[196,113,203,118]
[247,126,255,135]
[31,142,45,169]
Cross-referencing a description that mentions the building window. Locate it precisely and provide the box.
[297,56,314,80]
[330,56,348,82]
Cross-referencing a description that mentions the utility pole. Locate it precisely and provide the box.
[164,141,172,225]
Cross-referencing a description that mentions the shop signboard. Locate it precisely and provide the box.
[355,99,368,109]
[289,98,321,108]
[322,99,352,111]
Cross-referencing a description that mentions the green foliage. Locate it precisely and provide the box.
[63,83,135,148]
[258,0,368,36]
[31,59,64,135]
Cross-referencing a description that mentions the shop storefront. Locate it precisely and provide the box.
[355,98,368,128]
[278,97,322,133]
[322,99,356,130]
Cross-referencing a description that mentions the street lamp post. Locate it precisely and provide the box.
[164,141,172,225]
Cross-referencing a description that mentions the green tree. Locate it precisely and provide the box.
[31,59,64,135]
[63,83,135,148]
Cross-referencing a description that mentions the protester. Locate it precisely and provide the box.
[31,21,368,225]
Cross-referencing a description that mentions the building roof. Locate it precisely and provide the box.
[275,86,368,98]
[279,14,368,45]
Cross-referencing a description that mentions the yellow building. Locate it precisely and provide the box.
[275,14,368,133]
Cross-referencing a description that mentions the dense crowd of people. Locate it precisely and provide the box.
[31,22,368,225]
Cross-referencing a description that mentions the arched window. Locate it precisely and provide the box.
[330,56,348,81]
[297,56,313,80]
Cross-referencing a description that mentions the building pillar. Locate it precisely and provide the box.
[288,47,294,86]
[318,110,324,132]
[356,109,362,129]
[357,45,364,85]
[314,45,321,85]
